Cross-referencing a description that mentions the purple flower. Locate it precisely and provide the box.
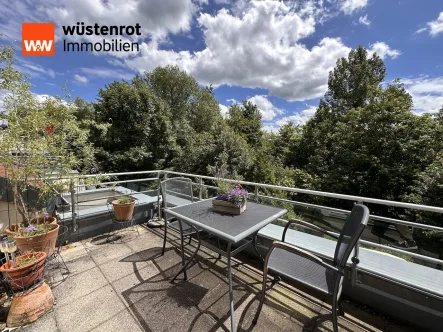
[26,224,36,233]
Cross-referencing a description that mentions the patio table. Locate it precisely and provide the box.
[164,198,287,332]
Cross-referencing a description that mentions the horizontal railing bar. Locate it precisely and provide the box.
[76,177,158,188]
[29,170,160,181]
[260,195,443,232]
[28,169,443,214]
[201,184,218,190]
[275,218,443,265]
[164,171,443,214]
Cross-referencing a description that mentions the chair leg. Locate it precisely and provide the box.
[332,295,339,332]
[338,299,345,317]
[188,236,192,245]
[162,221,168,256]
[252,266,268,325]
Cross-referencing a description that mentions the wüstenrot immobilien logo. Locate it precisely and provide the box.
[22,23,55,56]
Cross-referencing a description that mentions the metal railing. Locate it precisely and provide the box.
[3,169,443,275]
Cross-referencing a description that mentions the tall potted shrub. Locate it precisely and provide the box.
[0,44,105,254]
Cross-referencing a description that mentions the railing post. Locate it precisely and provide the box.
[351,200,363,285]
[70,179,77,233]
[198,177,203,201]
[254,186,259,202]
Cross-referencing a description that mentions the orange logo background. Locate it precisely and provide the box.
[22,23,55,56]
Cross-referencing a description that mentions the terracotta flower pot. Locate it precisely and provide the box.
[6,219,59,256]
[112,199,135,222]
[0,252,47,291]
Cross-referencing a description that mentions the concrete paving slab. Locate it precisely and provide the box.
[54,285,126,332]
[52,267,108,307]
[128,287,196,332]
[88,242,133,265]
[60,242,89,262]
[98,253,151,282]
[20,311,58,332]
[112,263,163,306]
[89,308,143,332]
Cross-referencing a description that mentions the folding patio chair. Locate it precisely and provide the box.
[253,203,369,332]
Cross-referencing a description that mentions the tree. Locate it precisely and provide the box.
[323,46,386,114]
[226,101,263,147]
[0,45,99,222]
[322,81,436,202]
[272,122,302,167]
[145,66,222,135]
[93,76,175,172]
[173,121,252,177]
[298,46,387,170]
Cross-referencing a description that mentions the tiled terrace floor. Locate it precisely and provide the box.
[21,226,412,332]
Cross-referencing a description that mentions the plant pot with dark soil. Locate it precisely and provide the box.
[112,198,136,221]
[0,252,47,291]
[6,216,59,256]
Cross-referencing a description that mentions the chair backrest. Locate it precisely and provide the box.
[161,177,194,209]
[333,204,369,268]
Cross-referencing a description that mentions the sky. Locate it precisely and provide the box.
[0,0,442,132]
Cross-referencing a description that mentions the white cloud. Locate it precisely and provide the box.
[404,77,443,114]
[219,104,229,117]
[358,15,370,26]
[74,74,88,84]
[78,67,134,81]
[15,59,56,79]
[246,95,284,121]
[368,42,401,60]
[340,0,368,15]
[125,1,351,101]
[262,124,279,133]
[416,12,443,37]
[275,106,317,127]
[0,90,11,113]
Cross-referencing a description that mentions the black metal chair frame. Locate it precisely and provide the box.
[160,177,202,280]
[106,198,140,243]
[253,204,369,332]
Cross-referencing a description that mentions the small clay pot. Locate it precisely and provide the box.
[112,199,135,222]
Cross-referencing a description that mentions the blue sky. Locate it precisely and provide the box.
[1,0,442,131]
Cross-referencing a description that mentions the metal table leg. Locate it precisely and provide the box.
[252,231,264,264]
[171,221,201,283]
[227,242,236,332]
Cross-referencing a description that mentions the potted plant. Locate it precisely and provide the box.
[212,184,249,215]
[0,45,105,244]
[0,251,47,291]
[112,197,136,221]
[5,213,59,256]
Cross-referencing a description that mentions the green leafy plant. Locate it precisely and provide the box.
[117,197,133,204]
[0,44,107,223]
[16,256,37,267]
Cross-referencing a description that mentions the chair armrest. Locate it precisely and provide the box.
[266,241,343,276]
[282,218,340,242]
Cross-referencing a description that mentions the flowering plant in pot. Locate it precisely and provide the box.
[6,212,59,256]
[112,197,136,221]
[0,45,106,249]
[213,184,249,215]
[0,251,47,291]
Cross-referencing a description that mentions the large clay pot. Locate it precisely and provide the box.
[6,220,59,256]
[0,252,47,292]
[112,199,135,222]
[7,282,54,327]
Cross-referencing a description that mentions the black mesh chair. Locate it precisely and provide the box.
[253,204,369,332]
[160,178,201,262]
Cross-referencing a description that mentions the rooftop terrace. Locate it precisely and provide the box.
[24,225,412,332]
